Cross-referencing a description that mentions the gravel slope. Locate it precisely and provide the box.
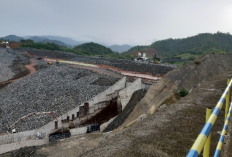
[0,48,15,82]
[0,48,29,83]
[0,64,119,133]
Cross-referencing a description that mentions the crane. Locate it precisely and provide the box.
[8,112,59,132]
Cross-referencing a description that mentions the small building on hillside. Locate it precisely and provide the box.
[135,52,149,62]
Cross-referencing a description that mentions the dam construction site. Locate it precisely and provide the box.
[1,46,232,157]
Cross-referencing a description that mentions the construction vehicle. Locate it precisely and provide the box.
[153,60,160,64]
[47,61,52,65]
[8,112,59,133]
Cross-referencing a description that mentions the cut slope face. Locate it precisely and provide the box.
[0,49,15,82]
[138,54,232,115]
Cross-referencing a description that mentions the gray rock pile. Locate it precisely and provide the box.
[0,48,29,83]
[0,48,16,82]
[0,64,119,132]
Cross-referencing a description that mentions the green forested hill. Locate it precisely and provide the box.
[73,42,119,56]
[125,32,232,57]
[20,40,119,57]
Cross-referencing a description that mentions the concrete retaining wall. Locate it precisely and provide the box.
[0,126,88,154]
[70,127,87,136]
[38,77,126,131]
[0,139,46,154]
[119,78,142,110]
[0,128,51,146]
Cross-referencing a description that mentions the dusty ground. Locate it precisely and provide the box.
[35,133,102,157]
[0,133,102,157]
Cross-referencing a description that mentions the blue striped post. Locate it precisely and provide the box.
[186,79,232,157]
[213,102,232,157]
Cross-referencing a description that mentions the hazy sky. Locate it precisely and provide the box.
[1,0,232,45]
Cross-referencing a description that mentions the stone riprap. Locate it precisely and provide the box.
[0,64,119,133]
[16,48,176,75]
[0,48,27,83]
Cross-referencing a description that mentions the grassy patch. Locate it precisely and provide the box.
[173,62,187,67]
[179,89,188,97]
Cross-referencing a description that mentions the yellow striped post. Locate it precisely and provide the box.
[225,79,230,122]
[203,107,212,157]
[187,79,232,157]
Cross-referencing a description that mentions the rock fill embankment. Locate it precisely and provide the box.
[0,64,119,133]
[0,48,15,82]
[0,48,28,83]
[16,48,176,75]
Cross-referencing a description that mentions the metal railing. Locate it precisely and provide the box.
[186,79,232,157]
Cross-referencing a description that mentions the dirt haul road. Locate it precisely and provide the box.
[43,58,161,81]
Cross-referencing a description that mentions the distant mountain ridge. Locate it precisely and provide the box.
[108,44,132,53]
[1,35,70,47]
[1,35,23,42]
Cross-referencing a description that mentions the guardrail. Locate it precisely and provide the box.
[186,79,232,157]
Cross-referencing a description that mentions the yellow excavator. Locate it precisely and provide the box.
[47,60,59,65]
[47,61,52,65]
[153,60,160,64]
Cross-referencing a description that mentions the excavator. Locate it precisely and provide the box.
[47,60,59,65]
[8,112,59,133]
[153,60,160,64]
[47,61,52,65]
